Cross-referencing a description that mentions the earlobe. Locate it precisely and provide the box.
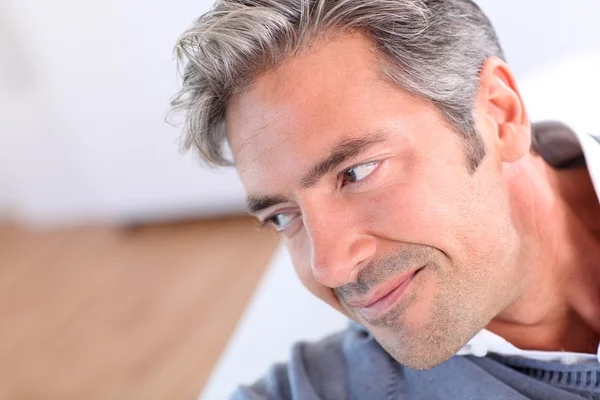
[479,57,531,163]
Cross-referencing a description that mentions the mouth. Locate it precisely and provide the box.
[346,266,425,321]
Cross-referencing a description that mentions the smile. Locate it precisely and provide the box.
[348,266,425,321]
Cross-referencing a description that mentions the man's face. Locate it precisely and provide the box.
[227,33,526,369]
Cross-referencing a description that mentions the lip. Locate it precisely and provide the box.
[346,267,424,320]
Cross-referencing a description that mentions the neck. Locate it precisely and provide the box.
[486,154,600,354]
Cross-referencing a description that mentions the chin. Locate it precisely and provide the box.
[374,328,467,371]
[396,350,456,371]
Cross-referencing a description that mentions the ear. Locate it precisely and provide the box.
[476,57,531,163]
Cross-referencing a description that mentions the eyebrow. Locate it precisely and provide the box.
[300,131,390,188]
[247,194,289,215]
[246,131,390,215]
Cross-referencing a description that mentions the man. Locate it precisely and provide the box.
[170,0,600,398]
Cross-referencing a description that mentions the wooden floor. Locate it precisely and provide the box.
[0,217,279,399]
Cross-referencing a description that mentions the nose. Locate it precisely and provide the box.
[302,199,377,288]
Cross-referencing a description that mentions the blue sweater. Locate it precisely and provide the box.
[231,323,600,400]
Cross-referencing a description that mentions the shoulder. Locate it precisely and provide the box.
[229,322,391,400]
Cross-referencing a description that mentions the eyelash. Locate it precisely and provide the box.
[259,212,300,231]
[339,160,380,188]
[259,215,278,229]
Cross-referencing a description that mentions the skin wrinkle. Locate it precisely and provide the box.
[234,116,285,166]
[230,80,297,169]
[335,244,438,329]
[235,123,299,176]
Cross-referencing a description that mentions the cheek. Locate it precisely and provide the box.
[286,233,350,316]
[363,165,509,263]
[363,179,465,251]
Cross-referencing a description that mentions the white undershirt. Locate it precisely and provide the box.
[457,126,600,365]
[457,328,600,365]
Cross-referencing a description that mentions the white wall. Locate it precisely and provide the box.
[1,0,246,227]
[478,0,600,78]
[1,0,599,227]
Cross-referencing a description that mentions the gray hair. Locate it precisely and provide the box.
[169,0,505,171]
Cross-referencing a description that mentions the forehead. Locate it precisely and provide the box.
[225,33,419,192]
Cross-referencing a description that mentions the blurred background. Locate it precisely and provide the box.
[0,0,599,398]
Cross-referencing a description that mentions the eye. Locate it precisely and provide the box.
[262,212,298,232]
[341,161,380,185]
